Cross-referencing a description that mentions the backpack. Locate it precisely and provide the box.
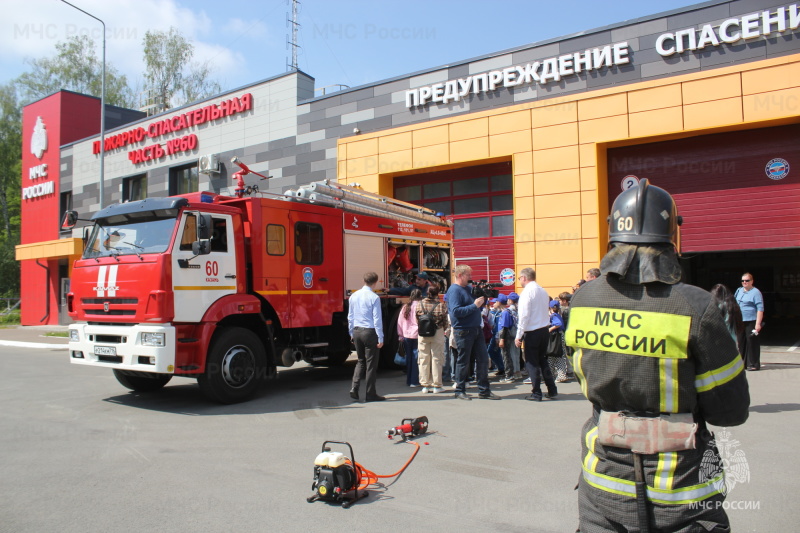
[482,313,493,343]
[417,301,438,337]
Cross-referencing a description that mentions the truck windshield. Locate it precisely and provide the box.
[83,216,178,259]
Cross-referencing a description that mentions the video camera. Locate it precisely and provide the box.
[469,279,504,300]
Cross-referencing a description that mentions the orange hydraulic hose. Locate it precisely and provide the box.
[346,441,421,490]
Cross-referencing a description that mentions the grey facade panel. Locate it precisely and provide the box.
[512,43,561,64]
[324,101,358,119]
[559,31,615,54]
[326,125,360,139]
[468,87,514,111]
[309,95,340,112]
[729,0,787,16]
[585,64,642,89]
[638,30,670,51]
[283,141,311,157]
[309,138,337,153]
[306,169,329,182]
[641,52,702,78]
[269,136,297,151]
[374,101,407,118]
[357,93,393,111]
[447,64,470,80]
[340,87,374,104]
[355,115,394,133]
[309,116,342,132]
[628,46,672,67]
[296,150,327,165]
[297,108,326,125]
[765,32,800,57]
[699,40,767,68]
[310,157,336,173]
[280,162,312,178]
[538,73,589,96]
[610,19,669,42]
[666,4,732,30]
[373,79,411,96]
[243,142,270,157]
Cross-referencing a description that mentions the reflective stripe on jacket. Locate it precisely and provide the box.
[567,274,749,505]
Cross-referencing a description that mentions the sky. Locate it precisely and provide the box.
[2,0,700,104]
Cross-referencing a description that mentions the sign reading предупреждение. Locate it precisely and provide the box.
[406,4,800,110]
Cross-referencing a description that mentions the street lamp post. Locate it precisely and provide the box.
[61,0,105,209]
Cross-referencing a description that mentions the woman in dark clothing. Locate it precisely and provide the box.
[710,283,744,343]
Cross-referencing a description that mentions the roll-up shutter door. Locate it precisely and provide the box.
[608,124,800,252]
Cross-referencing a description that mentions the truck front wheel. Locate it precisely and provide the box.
[198,327,266,404]
[113,370,172,392]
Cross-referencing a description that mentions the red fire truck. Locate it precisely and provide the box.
[64,178,453,403]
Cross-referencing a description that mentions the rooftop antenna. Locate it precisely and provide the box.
[286,0,300,71]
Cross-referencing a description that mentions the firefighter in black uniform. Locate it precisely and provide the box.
[566,179,749,533]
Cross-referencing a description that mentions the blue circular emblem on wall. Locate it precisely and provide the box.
[500,268,515,286]
[765,158,789,180]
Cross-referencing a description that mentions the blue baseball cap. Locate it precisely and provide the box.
[508,292,519,301]
[549,300,560,308]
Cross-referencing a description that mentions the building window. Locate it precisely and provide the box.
[294,222,323,265]
[266,224,285,256]
[393,162,513,219]
[123,174,147,202]
[59,191,72,230]
[170,164,199,196]
[454,217,490,239]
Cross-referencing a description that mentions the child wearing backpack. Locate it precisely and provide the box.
[498,292,521,382]
[415,285,448,393]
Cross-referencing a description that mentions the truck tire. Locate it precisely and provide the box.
[379,306,401,369]
[113,370,172,392]
[198,327,266,404]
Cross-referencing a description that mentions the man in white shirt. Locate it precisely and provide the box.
[348,272,385,402]
[514,267,557,401]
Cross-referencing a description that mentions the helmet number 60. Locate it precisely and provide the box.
[617,216,634,231]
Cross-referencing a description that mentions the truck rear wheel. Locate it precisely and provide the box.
[198,327,266,404]
[113,370,172,392]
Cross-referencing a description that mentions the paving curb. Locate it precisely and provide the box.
[0,340,69,350]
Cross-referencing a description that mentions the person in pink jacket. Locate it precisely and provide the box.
[397,289,423,387]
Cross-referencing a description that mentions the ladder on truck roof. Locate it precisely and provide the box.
[283,180,451,228]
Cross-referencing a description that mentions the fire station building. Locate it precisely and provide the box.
[17,0,800,325]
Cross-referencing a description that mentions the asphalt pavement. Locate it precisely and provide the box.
[1,325,799,532]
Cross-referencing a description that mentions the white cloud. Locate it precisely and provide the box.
[1,0,266,92]
[222,18,269,39]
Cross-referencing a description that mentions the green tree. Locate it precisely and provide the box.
[0,83,21,297]
[16,35,135,108]
[142,27,221,112]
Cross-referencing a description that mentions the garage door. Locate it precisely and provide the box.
[608,124,800,252]
[394,162,515,284]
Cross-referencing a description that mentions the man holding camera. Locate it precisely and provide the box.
[446,264,500,401]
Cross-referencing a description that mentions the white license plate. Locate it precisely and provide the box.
[94,345,117,356]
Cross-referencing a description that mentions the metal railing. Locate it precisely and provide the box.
[0,298,21,315]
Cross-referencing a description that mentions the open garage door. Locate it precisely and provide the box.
[394,162,515,285]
